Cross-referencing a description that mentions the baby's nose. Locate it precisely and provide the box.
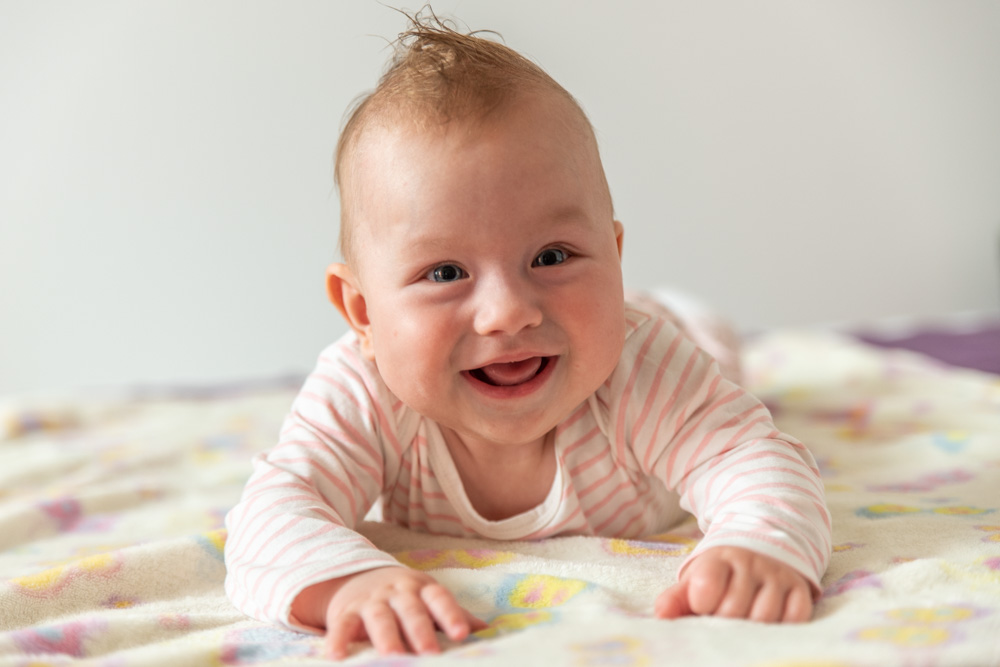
[472,277,543,336]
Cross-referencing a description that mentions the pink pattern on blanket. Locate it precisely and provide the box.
[12,619,105,658]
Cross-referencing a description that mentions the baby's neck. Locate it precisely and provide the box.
[442,428,557,522]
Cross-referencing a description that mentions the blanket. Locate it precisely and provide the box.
[1,330,999,666]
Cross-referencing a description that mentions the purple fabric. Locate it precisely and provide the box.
[853,323,1000,375]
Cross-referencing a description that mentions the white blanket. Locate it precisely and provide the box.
[2,330,999,665]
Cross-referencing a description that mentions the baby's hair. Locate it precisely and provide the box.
[334,6,599,267]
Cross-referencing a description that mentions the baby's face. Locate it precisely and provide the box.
[345,91,626,451]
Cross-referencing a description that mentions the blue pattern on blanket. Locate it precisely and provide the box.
[1,331,999,665]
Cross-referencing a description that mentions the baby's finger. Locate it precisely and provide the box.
[421,583,477,640]
[653,581,692,619]
[325,612,363,660]
[782,584,814,623]
[466,609,490,632]
[361,601,407,655]
[390,594,441,654]
[713,568,757,619]
[747,583,786,623]
[685,559,732,616]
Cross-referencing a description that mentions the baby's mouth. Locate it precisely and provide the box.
[469,357,550,387]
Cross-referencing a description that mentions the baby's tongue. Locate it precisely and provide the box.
[478,358,543,386]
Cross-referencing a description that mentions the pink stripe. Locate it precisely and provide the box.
[593,489,642,533]
[704,528,816,571]
[709,487,813,520]
[712,465,825,508]
[734,509,828,567]
[405,499,432,514]
[629,328,679,445]
[279,535,382,575]
[711,449,825,494]
[423,511,465,525]
[576,466,618,500]
[557,403,591,433]
[614,320,664,461]
[307,373,378,428]
[671,352,719,430]
[228,493,343,563]
[710,514,826,573]
[391,498,409,517]
[253,541,373,613]
[563,425,601,460]
[340,356,404,459]
[642,352,699,470]
[623,306,653,324]
[268,456,362,521]
[277,555,394,620]
[813,500,832,533]
[295,398,382,469]
[227,491,321,562]
[610,508,645,538]
[668,391,750,484]
[682,416,773,502]
[227,511,286,573]
[525,505,583,540]
[241,515,306,571]
[393,477,410,498]
[569,449,607,477]
[243,465,287,493]
[583,479,634,517]
[230,477,315,546]
[248,523,342,598]
[278,437,381,484]
[241,480,315,503]
[710,491,824,565]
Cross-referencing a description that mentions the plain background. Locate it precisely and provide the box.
[2,1,999,394]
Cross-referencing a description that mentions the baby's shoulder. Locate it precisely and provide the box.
[624,298,684,335]
[620,299,686,359]
[303,332,417,435]
[312,332,383,392]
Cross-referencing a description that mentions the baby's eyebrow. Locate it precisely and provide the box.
[546,205,589,223]
[401,234,455,253]
[395,205,596,252]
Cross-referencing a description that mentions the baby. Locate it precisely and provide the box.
[224,14,831,659]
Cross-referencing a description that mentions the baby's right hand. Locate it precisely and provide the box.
[294,566,487,659]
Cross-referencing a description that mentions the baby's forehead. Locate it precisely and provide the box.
[339,89,610,268]
[358,92,595,166]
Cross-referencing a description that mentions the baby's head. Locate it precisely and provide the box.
[334,13,613,270]
[327,13,627,449]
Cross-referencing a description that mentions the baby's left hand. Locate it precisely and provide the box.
[655,546,814,623]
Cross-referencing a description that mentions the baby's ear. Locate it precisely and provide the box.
[326,263,375,360]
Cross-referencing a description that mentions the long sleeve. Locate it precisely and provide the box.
[223,336,403,631]
[612,310,832,591]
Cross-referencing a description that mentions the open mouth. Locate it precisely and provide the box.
[468,356,551,387]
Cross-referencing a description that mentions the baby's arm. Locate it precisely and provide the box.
[292,567,487,659]
[225,341,415,630]
[654,546,813,622]
[225,340,488,655]
[621,317,831,621]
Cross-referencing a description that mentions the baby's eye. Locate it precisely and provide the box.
[533,248,569,267]
[427,264,467,283]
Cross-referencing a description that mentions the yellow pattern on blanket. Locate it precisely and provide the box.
[1,331,999,666]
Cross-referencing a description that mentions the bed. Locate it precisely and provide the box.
[2,321,999,666]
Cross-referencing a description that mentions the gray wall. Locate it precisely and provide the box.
[2,1,998,393]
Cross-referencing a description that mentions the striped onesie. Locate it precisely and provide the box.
[224,304,832,631]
